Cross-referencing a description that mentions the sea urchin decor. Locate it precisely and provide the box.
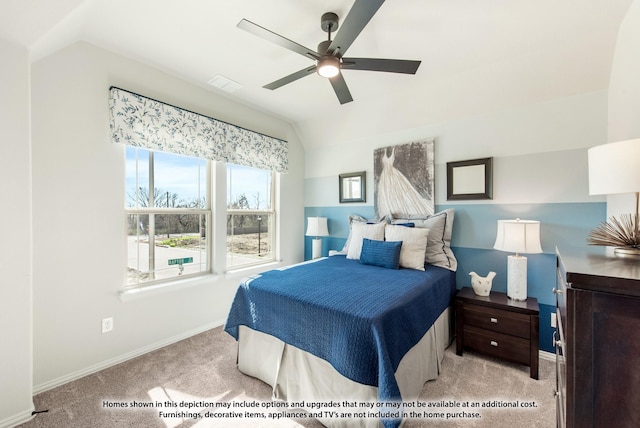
[587,193,640,258]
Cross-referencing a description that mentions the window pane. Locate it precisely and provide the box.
[127,213,151,284]
[227,164,271,210]
[227,213,271,268]
[153,213,207,278]
[126,147,150,208]
[127,213,207,286]
[155,151,207,208]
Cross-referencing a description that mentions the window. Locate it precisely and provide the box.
[126,147,210,287]
[226,164,275,269]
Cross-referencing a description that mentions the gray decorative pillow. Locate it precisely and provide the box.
[391,209,457,271]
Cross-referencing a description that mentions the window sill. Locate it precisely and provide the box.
[119,273,220,302]
[224,260,286,280]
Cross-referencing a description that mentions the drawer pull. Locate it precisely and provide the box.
[552,287,564,295]
[490,317,498,323]
[490,340,498,347]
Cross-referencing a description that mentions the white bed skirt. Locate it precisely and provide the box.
[237,306,453,427]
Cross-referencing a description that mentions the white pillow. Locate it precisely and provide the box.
[346,222,386,260]
[384,224,429,271]
[341,215,387,253]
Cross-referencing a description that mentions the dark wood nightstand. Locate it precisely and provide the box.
[455,287,539,379]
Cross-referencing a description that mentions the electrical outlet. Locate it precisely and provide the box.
[551,313,557,328]
[102,317,113,333]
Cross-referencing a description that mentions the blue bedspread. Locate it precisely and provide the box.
[224,255,455,427]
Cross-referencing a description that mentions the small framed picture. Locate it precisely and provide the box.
[339,171,366,203]
[446,157,493,200]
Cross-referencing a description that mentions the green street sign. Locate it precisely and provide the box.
[168,257,193,266]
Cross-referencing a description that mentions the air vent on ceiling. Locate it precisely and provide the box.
[207,75,243,93]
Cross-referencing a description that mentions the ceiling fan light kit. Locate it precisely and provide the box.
[238,0,420,104]
[317,56,340,78]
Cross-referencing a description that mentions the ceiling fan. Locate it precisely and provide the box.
[237,0,421,104]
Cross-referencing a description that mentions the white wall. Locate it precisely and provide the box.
[607,0,640,218]
[0,38,34,427]
[305,90,607,208]
[609,0,640,142]
[30,41,304,390]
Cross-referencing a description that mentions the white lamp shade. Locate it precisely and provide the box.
[494,219,542,254]
[588,139,640,195]
[306,217,329,237]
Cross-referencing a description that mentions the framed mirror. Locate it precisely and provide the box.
[446,157,493,200]
[339,171,366,203]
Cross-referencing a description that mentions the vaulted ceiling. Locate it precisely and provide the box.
[1,0,633,149]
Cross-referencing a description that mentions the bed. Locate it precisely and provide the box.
[225,209,457,428]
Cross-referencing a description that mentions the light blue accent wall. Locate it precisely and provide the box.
[305,202,605,263]
[438,202,606,250]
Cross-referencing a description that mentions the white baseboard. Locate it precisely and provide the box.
[33,319,226,395]
[539,349,555,362]
[0,407,35,428]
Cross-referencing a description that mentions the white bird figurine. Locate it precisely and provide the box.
[469,271,496,296]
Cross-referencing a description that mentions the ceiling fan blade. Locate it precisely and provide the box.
[328,0,385,56]
[263,66,317,90]
[342,58,421,74]
[238,19,319,61]
[329,73,353,104]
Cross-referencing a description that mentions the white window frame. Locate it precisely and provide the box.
[226,168,277,271]
[125,149,212,289]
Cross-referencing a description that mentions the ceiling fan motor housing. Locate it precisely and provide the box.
[317,40,332,56]
[321,12,339,33]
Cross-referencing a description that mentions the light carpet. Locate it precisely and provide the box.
[19,326,555,427]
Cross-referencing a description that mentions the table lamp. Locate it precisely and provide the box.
[587,138,640,257]
[306,217,329,259]
[494,219,542,301]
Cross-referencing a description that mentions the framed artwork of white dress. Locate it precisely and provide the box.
[374,139,435,219]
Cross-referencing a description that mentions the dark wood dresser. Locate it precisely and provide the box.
[555,248,640,428]
[455,287,539,379]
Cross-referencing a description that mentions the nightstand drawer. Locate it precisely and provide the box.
[463,325,531,365]
[456,288,539,379]
[463,305,531,339]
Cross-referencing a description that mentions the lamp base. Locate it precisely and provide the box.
[614,247,640,259]
[311,238,323,259]
[507,255,527,301]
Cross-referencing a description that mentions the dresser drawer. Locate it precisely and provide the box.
[463,304,531,339]
[463,325,531,365]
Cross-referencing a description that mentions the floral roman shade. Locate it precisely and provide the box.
[109,87,288,173]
